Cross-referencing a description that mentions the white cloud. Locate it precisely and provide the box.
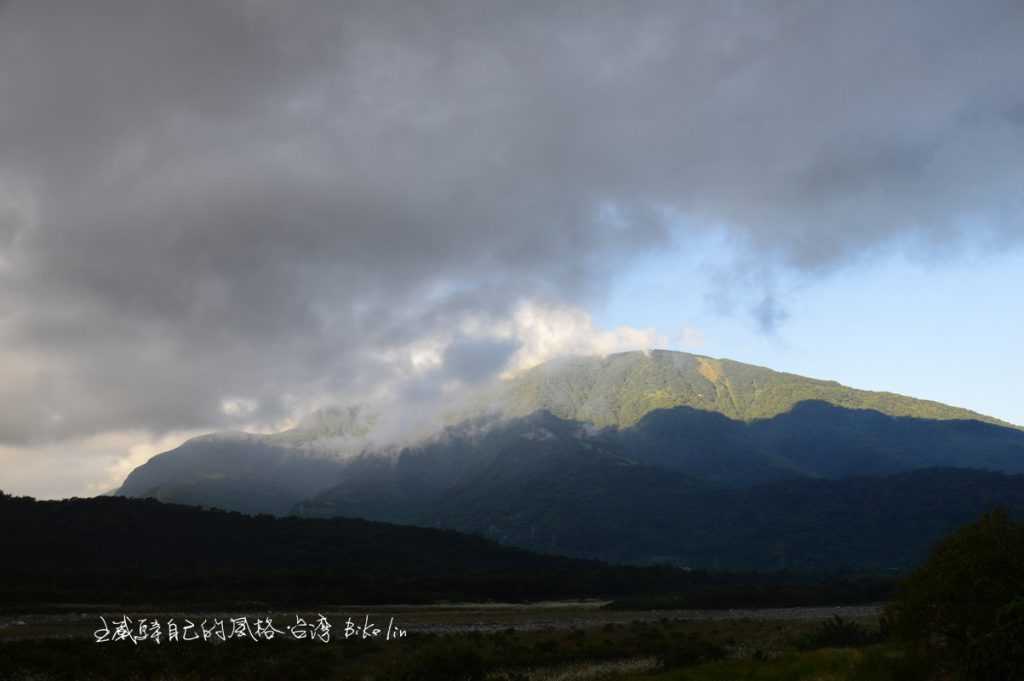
[0,429,203,500]
[220,397,260,418]
[382,299,669,379]
[675,325,706,350]
[495,301,669,376]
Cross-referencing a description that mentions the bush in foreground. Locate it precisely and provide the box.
[888,509,1024,681]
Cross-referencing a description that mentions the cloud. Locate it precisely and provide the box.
[0,429,207,499]
[356,301,667,442]
[442,336,521,384]
[0,1,1022,494]
[497,302,668,375]
[676,326,706,350]
[751,294,790,335]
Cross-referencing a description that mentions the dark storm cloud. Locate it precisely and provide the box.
[1,0,1022,445]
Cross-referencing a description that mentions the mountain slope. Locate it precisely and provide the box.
[116,405,375,515]
[618,400,1024,484]
[296,400,1024,524]
[301,463,1024,571]
[498,350,1010,428]
[293,405,1024,568]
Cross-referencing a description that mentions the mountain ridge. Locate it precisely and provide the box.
[116,349,1024,569]
[294,404,1024,567]
[497,349,1013,429]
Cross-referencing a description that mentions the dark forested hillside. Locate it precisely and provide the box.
[302,464,1024,571]
[618,400,1024,484]
[0,492,701,607]
[0,492,909,612]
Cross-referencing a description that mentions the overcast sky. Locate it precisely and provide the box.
[1,1,1022,499]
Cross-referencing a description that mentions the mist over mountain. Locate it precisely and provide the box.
[116,405,377,515]
[117,350,1024,568]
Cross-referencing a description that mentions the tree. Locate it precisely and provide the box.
[888,509,1024,680]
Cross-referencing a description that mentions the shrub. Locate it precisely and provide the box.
[392,640,487,681]
[887,509,1024,680]
[798,615,880,650]
[657,634,726,669]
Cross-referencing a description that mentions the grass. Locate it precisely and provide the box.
[0,610,911,681]
[619,646,926,681]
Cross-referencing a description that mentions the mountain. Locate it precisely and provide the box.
[497,350,1010,428]
[370,465,1024,571]
[116,350,1024,569]
[295,410,1024,568]
[617,399,1024,484]
[116,405,375,515]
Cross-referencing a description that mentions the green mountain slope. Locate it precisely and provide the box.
[499,350,1010,428]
